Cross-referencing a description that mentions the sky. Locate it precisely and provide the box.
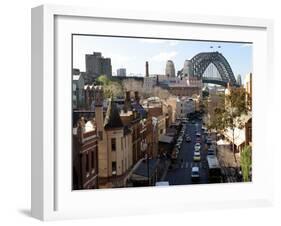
[73,35,252,84]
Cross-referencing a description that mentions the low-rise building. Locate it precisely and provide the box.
[72,117,99,189]
[73,69,85,109]
[94,86,133,188]
[176,96,196,118]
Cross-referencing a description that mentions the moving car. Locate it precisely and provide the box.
[196,132,201,137]
[196,137,201,143]
[191,166,200,181]
[193,151,201,161]
[186,136,191,142]
[194,143,201,151]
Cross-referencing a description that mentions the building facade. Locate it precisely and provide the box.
[72,117,99,189]
[93,86,134,188]
[244,73,252,110]
[176,96,196,119]
[73,70,85,109]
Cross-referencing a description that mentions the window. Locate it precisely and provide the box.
[112,161,117,175]
[111,138,116,151]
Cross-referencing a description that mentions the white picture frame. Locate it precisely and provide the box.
[31,4,274,221]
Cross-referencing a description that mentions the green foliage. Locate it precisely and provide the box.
[209,88,248,132]
[240,145,252,182]
[206,88,249,162]
[95,75,124,98]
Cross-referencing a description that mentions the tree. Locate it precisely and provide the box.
[96,75,110,86]
[95,75,123,98]
[240,145,252,182]
[207,87,249,162]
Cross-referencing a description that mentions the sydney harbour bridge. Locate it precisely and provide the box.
[177,51,239,87]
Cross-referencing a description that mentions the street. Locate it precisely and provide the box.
[165,118,209,185]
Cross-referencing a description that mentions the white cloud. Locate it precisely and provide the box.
[150,51,178,62]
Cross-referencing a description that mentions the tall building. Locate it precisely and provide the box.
[85,52,112,78]
[165,60,175,77]
[117,68,126,77]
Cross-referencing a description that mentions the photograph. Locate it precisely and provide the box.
[71,35,252,190]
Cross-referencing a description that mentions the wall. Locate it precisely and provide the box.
[0,0,280,225]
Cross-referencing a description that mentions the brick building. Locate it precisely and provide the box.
[72,117,99,189]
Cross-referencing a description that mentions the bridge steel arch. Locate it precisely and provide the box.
[180,52,238,86]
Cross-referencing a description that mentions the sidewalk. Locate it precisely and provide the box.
[217,143,241,182]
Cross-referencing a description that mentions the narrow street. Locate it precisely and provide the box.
[165,118,209,185]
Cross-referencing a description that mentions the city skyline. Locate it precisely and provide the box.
[73,35,252,83]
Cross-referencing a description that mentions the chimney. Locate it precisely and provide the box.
[135,91,140,104]
[123,91,131,113]
[94,86,104,107]
[145,61,149,77]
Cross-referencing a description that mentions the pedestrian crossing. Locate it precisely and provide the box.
[180,161,203,169]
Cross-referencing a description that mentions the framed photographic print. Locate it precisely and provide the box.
[31,4,274,221]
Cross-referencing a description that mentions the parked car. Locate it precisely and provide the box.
[191,166,200,181]
[207,148,216,156]
[206,138,212,145]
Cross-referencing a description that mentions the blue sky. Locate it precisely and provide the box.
[73,35,252,83]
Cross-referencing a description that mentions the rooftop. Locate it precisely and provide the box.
[104,98,124,130]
